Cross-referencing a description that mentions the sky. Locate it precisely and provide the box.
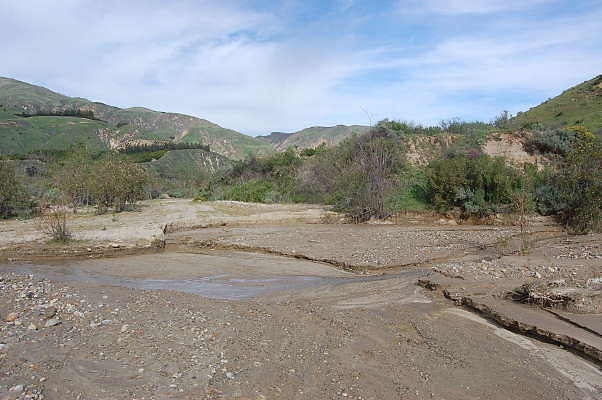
[1,0,601,135]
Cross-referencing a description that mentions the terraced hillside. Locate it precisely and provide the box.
[0,77,274,159]
[515,75,602,132]
[258,125,370,151]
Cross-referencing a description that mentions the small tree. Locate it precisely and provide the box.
[89,155,148,213]
[39,201,71,242]
[0,161,27,219]
[511,171,536,254]
[51,146,95,209]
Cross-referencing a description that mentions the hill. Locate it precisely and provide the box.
[257,125,370,151]
[145,148,231,180]
[515,75,602,132]
[0,77,274,159]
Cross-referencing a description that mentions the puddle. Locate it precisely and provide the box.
[0,263,418,300]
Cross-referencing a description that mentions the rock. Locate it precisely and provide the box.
[9,385,24,392]
[101,319,112,325]
[44,318,61,328]
[5,312,18,322]
[28,323,38,330]
[111,243,121,248]
[586,277,602,289]
[548,279,566,287]
[38,306,57,320]
[0,343,7,351]
[120,324,129,333]
[226,372,234,379]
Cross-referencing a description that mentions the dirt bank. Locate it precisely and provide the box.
[0,200,338,261]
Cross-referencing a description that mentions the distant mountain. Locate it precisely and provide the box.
[515,75,602,132]
[257,125,370,151]
[0,77,274,159]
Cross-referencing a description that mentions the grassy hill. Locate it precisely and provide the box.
[257,125,370,151]
[145,149,231,179]
[515,75,602,132]
[0,77,274,159]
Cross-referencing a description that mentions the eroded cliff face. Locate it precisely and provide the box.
[482,132,547,167]
[404,135,456,166]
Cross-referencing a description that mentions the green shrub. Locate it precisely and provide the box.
[0,161,31,218]
[426,155,522,217]
[386,167,429,212]
[51,146,95,207]
[223,180,275,203]
[122,150,168,163]
[524,125,576,155]
[555,129,602,232]
[88,155,148,213]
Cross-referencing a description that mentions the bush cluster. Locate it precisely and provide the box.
[425,155,523,217]
[555,129,602,232]
[524,125,576,156]
[52,148,148,213]
[205,121,601,232]
[0,161,36,218]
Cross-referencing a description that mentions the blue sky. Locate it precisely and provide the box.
[1,0,601,135]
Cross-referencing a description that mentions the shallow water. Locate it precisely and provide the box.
[0,262,418,300]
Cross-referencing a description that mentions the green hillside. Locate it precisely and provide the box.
[0,116,108,155]
[145,149,231,179]
[0,77,274,159]
[515,75,602,132]
[258,125,370,151]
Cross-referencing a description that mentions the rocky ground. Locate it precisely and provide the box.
[1,206,601,399]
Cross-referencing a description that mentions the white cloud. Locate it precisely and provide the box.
[398,0,555,15]
[0,0,600,134]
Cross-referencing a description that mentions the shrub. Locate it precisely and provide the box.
[51,146,95,208]
[0,161,34,219]
[524,125,576,155]
[223,180,275,203]
[426,155,522,217]
[555,129,602,233]
[89,155,148,213]
[386,167,429,212]
[39,205,71,242]
[492,110,512,130]
[0,162,20,218]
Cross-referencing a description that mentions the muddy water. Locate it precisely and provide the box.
[0,258,420,300]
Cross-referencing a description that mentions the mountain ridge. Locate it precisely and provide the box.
[257,124,370,151]
[0,77,274,160]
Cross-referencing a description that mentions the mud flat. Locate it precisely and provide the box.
[1,204,601,399]
[1,246,601,399]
